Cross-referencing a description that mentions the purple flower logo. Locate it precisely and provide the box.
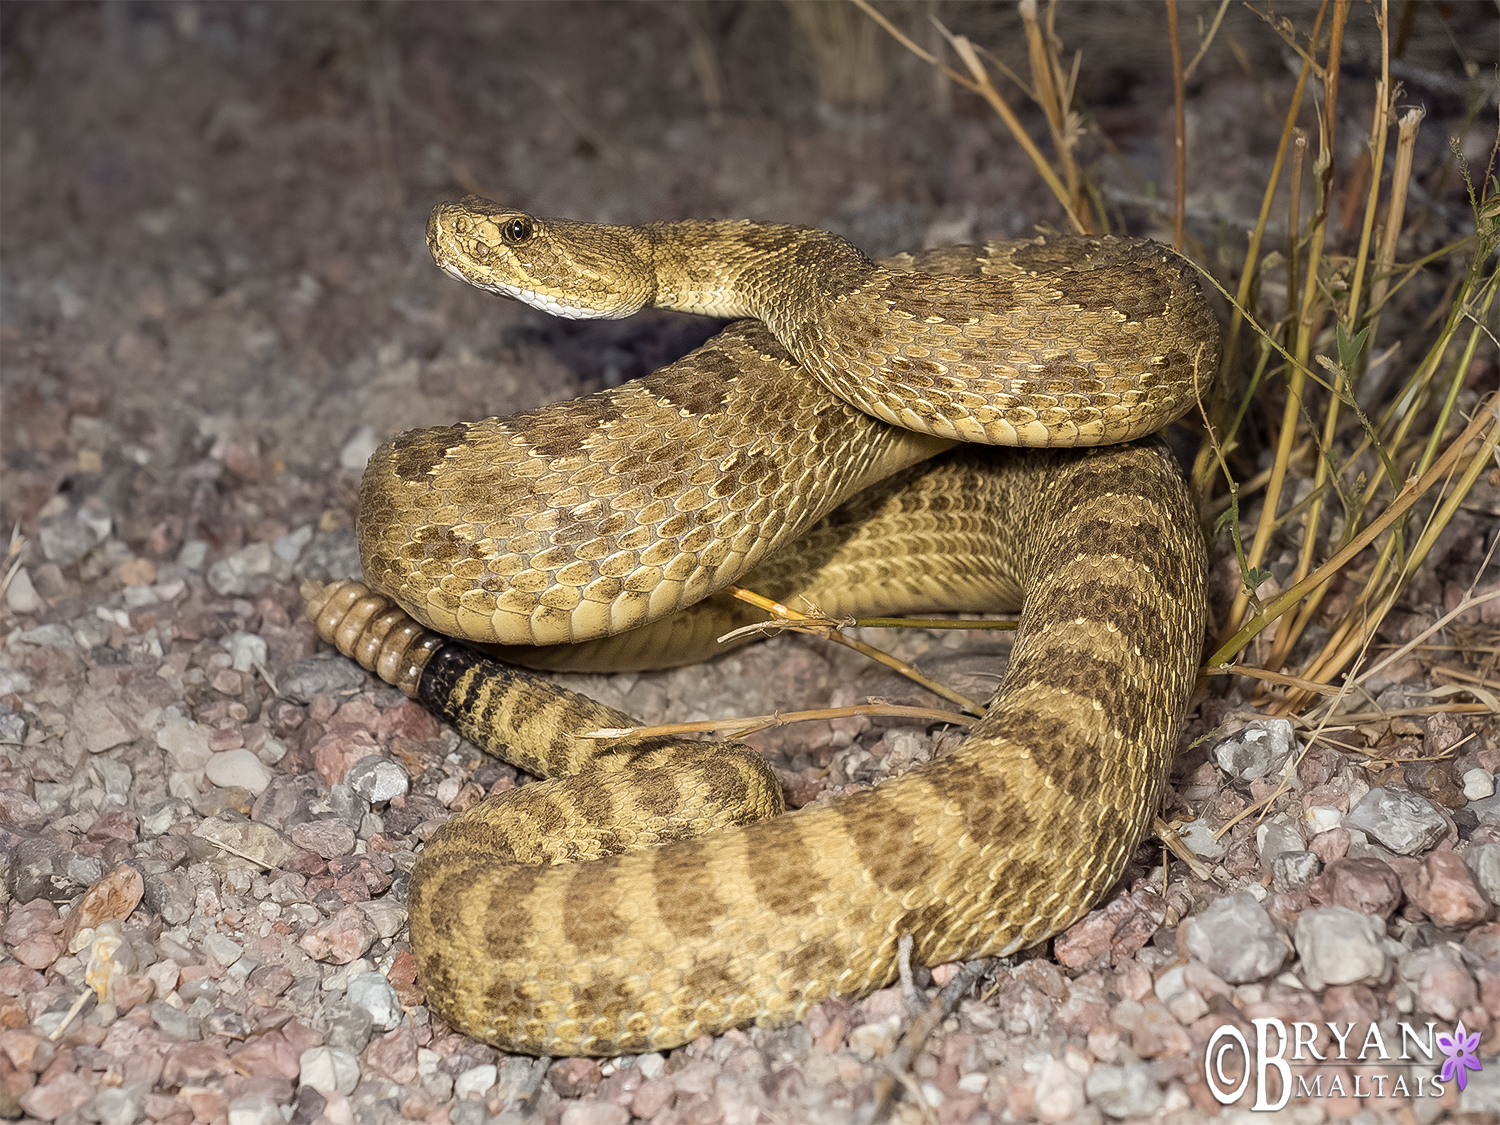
[1437,1021,1484,1091]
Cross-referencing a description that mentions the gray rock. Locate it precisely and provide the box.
[0,706,26,745]
[206,542,292,597]
[346,756,409,804]
[1344,787,1447,855]
[347,971,402,1031]
[1466,843,1500,906]
[151,999,202,1041]
[294,529,362,584]
[178,539,209,572]
[1257,820,1305,866]
[280,654,367,704]
[1085,1064,1163,1118]
[13,622,75,650]
[329,784,371,831]
[325,1006,374,1055]
[85,1083,147,1125]
[224,632,269,673]
[140,868,195,925]
[1294,906,1391,990]
[273,526,314,568]
[1214,719,1297,782]
[1182,891,1288,983]
[205,1008,253,1039]
[1272,851,1322,893]
[141,798,197,837]
[40,507,109,566]
[1176,817,1225,860]
[202,932,244,968]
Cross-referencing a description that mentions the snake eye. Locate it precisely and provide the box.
[501,217,534,245]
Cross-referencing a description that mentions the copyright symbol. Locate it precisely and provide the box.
[1205,1024,1251,1105]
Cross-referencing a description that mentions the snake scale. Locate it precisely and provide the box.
[306,196,1216,1056]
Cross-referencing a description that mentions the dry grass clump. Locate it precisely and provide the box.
[850,0,1499,739]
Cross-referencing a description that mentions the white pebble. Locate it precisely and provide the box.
[1464,769,1495,800]
[299,1046,361,1095]
[454,1064,497,1100]
[205,749,273,795]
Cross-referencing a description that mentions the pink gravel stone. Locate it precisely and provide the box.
[19,1071,92,1121]
[298,904,378,964]
[1411,852,1491,929]
[1309,857,1403,919]
[364,1023,417,1084]
[313,730,379,786]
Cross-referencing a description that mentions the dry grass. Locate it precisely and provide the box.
[846,0,1500,741]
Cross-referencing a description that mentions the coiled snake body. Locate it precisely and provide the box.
[308,197,1215,1056]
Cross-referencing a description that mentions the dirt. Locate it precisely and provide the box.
[2,3,1498,1124]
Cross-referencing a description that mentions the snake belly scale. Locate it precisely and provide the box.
[307,196,1215,1056]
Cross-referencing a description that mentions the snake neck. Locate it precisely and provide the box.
[640,221,874,324]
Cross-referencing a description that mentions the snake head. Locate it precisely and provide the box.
[427,196,655,320]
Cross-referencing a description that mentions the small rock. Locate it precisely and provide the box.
[6,568,42,614]
[323,1004,374,1055]
[1465,843,1500,904]
[151,999,203,1041]
[279,655,366,704]
[1410,851,1491,929]
[299,1046,361,1096]
[202,932,244,968]
[40,506,109,567]
[1294,906,1391,990]
[1176,818,1225,859]
[63,865,144,945]
[340,426,380,471]
[1085,1063,1163,1119]
[454,1064,497,1100]
[1054,888,1167,968]
[141,798,197,837]
[1308,857,1403,918]
[205,750,273,795]
[0,705,27,745]
[21,1072,94,1121]
[1272,850,1322,893]
[1032,1057,1085,1123]
[1257,820,1305,866]
[345,756,409,804]
[364,1023,418,1084]
[346,972,402,1031]
[1399,946,1478,1022]
[73,702,136,754]
[300,905,379,964]
[1214,719,1297,782]
[224,632,269,673]
[1152,964,1207,1024]
[226,1094,282,1125]
[206,542,291,597]
[86,1084,145,1125]
[848,1015,900,1060]
[289,820,356,859]
[1343,786,1448,855]
[157,722,213,771]
[193,817,295,869]
[558,1105,628,1125]
[1181,892,1288,983]
[1302,805,1344,837]
[1465,770,1496,801]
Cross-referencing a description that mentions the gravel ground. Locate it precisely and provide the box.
[2,4,1499,1124]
